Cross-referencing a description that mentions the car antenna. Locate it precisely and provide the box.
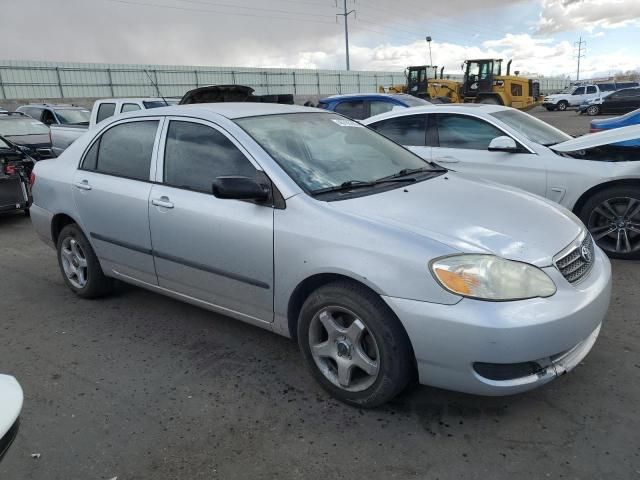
[143,69,169,106]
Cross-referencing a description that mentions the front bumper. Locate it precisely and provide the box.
[383,247,611,396]
[0,418,19,460]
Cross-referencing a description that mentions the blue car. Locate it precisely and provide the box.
[318,93,430,120]
[591,108,640,147]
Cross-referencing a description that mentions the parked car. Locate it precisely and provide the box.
[31,103,611,407]
[49,98,176,155]
[16,104,90,126]
[318,93,431,120]
[0,112,54,159]
[578,87,640,116]
[593,81,639,93]
[589,108,640,147]
[180,85,294,105]
[0,135,34,215]
[543,84,605,111]
[363,104,640,259]
[0,374,23,460]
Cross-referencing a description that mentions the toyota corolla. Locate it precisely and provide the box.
[30,104,611,407]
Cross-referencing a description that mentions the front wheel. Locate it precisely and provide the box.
[586,105,601,116]
[579,187,640,259]
[298,281,413,408]
[557,101,569,111]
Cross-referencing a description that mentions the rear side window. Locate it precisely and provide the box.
[83,120,158,181]
[436,114,504,150]
[369,114,427,146]
[334,101,366,120]
[163,121,256,193]
[586,86,597,94]
[369,100,395,117]
[96,103,116,123]
[121,103,141,113]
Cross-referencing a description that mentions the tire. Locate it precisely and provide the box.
[586,105,601,116]
[56,224,114,298]
[478,97,500,105]
[557,100,568,111]
[545,106,556,111]
[579,186,640,260]
[23,208,30,217]
[297,280,413,408]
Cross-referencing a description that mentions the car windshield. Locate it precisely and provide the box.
[235,112,433,193]
[55,109,90,125]
[0,118,50,136]
[393,95,430,107]
[490,109,571,146]
[143,100,170,109]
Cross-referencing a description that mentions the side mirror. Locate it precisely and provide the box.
[212,176,269,201]
[488,136,519,153]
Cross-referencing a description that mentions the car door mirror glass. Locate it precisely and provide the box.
[212,176,269,201]
[488,136,518,152]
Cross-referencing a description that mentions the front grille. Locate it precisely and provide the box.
[555,233,595,284]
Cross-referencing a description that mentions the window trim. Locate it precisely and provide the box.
[78,117,165,183]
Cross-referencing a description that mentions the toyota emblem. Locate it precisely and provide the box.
[581,245,592,263]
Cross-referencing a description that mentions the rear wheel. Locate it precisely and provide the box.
[579,187,640,259]
[56,224,114,298]
[557,100,569,111]
[298,281,413,408]
[586,105,601,116]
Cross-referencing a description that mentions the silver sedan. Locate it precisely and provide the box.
[30,104,611,407]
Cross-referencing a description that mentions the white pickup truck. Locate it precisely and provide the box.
[542,85,606,111]
[49,98,173,155]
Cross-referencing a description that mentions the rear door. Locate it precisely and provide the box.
[72,117,162,285]
[432,113,547,196]
[367,113,431,160]
[148,117,274,323]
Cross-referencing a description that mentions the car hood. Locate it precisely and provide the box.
[550,125,640,152]
[3,134,51,148]
[328,173,583,267]
[0,375,23,438]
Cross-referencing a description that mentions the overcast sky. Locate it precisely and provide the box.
[1,0,639,79]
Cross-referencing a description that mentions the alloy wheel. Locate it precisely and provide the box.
[587,105,600,116]
[60,236,89,289]
[308,306,380,392]
[588,197,640,255]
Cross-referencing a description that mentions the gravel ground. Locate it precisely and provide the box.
[0,109,638,480]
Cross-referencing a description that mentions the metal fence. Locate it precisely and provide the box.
[0,60,406,100]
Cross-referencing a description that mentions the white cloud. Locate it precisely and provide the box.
[537,0,640,34]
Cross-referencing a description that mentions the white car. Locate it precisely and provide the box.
[542,85,604,111]
[363,104,640,259]
[0,375,22,460]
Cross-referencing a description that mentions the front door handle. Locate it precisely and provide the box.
[73,180,92,190]
[434,156,460,164]
[152,196,174,209]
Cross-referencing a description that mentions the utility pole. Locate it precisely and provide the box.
[337,0,355,70]
[426,36,433,66]
[574,36,586,81]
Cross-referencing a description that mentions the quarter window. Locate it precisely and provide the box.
[437,114,504,150]
[369,114,427,146]
[163,121,256,193]
[82,120,158,180]
[96,103,116,123]
[334,101,366,120]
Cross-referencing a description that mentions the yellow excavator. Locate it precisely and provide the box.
[380,59,541,110]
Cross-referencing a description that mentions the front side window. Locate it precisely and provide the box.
[369,114,427,146]
[572,87,586,95]
[436,114,504,150]
[83,120,158,180]
[55,109,90,125]
[334,101,366,120]
[96,103,116,123]
[163,121,256,193]
[235,112,432,193]
[121,103,141,113]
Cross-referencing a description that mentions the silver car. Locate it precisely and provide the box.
[30,104,611,407]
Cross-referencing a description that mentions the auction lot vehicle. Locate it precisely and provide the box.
[30,104,611,407]
[17,104,90,126]
[0,112,54,160]
[543,84,606,111]
[364,105,640,259]
[0,135,34,215]
[590,108,640,147]
[0,375,23,460]
[49,98,175,155]
[579,87,640,116]
[318,93,430,120]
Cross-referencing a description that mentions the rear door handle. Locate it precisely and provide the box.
[73,180,92,191]
[152,197,174,209]
[435,156,460,164]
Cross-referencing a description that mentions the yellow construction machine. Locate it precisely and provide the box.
[379,65,461,103]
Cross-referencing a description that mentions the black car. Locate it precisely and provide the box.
[0,135,34,215]
[16,103,90,127]
[584,87,640,116]
[0,112,54,159]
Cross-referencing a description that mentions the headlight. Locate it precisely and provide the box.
[431,255,556,301]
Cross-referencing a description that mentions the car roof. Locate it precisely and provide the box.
[19,104,87,109]
[112,102,325,120]
[95,97,171,103]
[361,103,510,124]
[320,93,414,102]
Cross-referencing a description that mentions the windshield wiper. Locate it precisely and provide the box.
[377,165,446,181]
[311,177,417,196]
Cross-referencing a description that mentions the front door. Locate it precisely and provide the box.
[72,118,161,285]
[431,113,547,197]
[148,118,274,323]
